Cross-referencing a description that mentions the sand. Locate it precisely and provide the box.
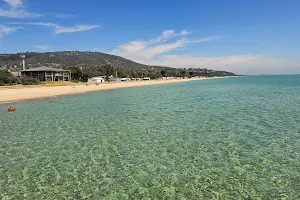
[0,78,221,103]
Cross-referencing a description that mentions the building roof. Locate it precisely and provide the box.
[92,77,105,80]
[21,66,70,72]
[10,72,21,76]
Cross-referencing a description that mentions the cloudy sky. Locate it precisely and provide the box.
[0,0,299,75]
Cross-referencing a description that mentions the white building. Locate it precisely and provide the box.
[120,78,131,82]
[88,77,105,83]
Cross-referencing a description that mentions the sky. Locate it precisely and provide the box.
[0,0,299,75]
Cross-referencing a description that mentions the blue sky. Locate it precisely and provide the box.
[0,0,299,74]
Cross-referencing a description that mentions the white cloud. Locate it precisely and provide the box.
[54,25,100,34]
[0,0,41,18]
[144,54,261,71]
[151,30,192,44]
[3,0,22,8]
[180,30,191,36]
[0,24,22,37]
[11,22,57,27]
[9,22,101,34]
[188,36,223,43]
[135,38,188,59]
[137,54,300,75]
[56,13,76,19]
[112,30,221,60]
[110,30,300,75]
[0,9,41,18]
[32,45,49,51]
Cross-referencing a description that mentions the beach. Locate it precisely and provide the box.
[0,77,220,103]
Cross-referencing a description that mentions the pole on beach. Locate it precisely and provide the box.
[20,55,26,70]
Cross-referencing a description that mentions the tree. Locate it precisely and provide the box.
[161,70,167,77]
[0,70,17,86]
[180,69,186,77]
[64,66,82,80]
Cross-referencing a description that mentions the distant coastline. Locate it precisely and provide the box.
[0,77,226,104]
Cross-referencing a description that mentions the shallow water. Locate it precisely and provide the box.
[0,76,300,199]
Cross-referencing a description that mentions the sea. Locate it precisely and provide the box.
[0,75,300,199]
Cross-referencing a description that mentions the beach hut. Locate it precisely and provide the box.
[143,77,151,81]
[120,78,131,82]
[109,78,120,82]
[87,77,105,85]
[92,77,105,83]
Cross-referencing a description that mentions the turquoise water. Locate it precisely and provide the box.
[1,76,300,199]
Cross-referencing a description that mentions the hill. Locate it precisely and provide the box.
[0,51,236,79]
[0,51,147,69]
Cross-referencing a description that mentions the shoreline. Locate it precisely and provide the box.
[0,77,224,104]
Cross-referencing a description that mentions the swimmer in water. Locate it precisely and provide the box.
[50,99,53,103]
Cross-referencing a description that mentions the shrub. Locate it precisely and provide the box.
[20,76,41,85]
[0,70,18,86]
[71,80,84,83]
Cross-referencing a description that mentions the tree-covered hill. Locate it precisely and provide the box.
[0,51,236,79]
[0,51,146,69]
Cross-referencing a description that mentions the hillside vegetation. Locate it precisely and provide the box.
[0,51,145,69]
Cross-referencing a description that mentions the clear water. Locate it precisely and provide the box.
[0,76,300,199]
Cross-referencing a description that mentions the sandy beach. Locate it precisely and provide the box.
[0,77,221,103]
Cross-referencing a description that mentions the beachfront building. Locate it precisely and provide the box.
[21,67,71,82]
[143,77,151,81]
